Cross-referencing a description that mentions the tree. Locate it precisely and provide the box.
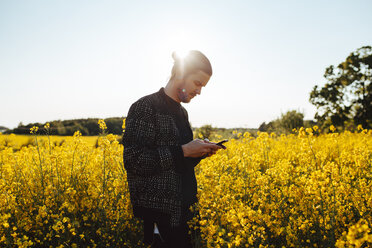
[258,121,276,132]
[309,46,372,130]
[258,110,304,134]
[0,126,8,133]
[279,110,304,132]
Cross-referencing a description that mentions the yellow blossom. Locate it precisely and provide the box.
[98,119,107,130]
[122,118,126,130]
[330,125,336,132]
[30,126,39,134]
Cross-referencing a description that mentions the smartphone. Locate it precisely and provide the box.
[215,139,228,148]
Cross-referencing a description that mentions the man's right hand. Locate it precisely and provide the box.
[181,139,222,158]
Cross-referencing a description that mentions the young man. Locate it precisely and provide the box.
[123,50,222,247]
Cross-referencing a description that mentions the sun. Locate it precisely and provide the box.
[167,32,195,59]
[155,29,208,73]
[173,49,189,60]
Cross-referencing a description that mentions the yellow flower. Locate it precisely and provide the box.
[98,119,107,130]
[305,128,313,134]
[330,125,336,132]
[73,130,82,137]
[30,126,39,134]
[122,118,126,131]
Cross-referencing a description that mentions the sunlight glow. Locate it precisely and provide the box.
[174,49,189,60]
[166,31,196,58]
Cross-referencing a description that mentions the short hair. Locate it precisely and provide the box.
[170,50,212,81]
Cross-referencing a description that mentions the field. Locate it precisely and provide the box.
[0,134,101,150]
[0,123,371,247]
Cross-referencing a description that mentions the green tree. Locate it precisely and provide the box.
[259,110,305,134]
[309,46,372,130]
[258,121,276,132]
[279,110,304,132]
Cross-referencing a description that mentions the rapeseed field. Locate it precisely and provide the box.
[0,121,371,247]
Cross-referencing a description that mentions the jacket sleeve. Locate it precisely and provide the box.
[122,99,185,176]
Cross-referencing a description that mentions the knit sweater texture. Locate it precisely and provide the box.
[122,87,202,228]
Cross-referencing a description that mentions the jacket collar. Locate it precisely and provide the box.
[158,87,181,111]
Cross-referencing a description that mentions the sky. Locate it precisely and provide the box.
[1,0,372,129]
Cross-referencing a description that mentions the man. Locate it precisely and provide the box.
[122,50,222,247]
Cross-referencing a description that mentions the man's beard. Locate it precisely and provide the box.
[177,84,190,103]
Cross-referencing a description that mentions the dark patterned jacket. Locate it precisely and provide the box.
[122,88,201,227]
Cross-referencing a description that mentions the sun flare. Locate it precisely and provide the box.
[174,49,189,60]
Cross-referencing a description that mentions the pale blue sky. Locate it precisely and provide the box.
[1,0,371,129]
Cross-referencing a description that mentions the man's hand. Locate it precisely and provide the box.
[182,139,222,158]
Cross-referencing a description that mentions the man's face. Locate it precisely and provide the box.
[177,70,211,103]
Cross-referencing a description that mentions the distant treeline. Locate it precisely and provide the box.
[3,118,258,139]
[258,110,317,134]
[4,117,125,136]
